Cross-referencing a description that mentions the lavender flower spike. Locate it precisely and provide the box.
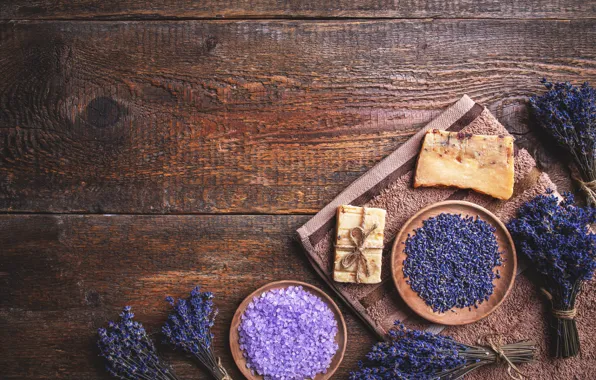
[530,79,596,204]
[97,306,179,380]
[351,321,535,380]
[162,286,232,380]
[507,191,596,357]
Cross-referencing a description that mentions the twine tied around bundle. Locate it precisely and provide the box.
[336,207,383,283]
[480,335,527,380]
[217,357,232,380]
[571,171,596,206]
[540,288,578,320]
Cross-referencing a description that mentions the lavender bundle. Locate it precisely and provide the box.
[507,191,596,357]
[350,322,535,380]
[530,79,596,205]
[162,286,232,380]
[97,306,180,380]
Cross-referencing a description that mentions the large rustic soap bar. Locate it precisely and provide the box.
[334,205,386,284]
[414,130,515,200]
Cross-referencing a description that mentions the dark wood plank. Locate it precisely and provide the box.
[0,214,376,379]
[1,20,595,214]
[1,0,594,20]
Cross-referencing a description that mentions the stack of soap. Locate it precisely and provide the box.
[414,130,515,200]
[334,205,386,284]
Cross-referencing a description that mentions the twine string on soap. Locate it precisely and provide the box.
[336,207,383,283]
[540,288,578,320]
[480,335,527,380]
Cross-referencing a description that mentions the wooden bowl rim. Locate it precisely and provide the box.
[229,280,348,380]
[391,200,517,325]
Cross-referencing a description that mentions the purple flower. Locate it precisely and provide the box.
[351,322,535,379]
[530,80,596,200]
[403,213,502,313]
[507,191,596,357]
[97,306,179,380]
[507,191,596,307]
[350,322,467,379]
[162,286,230,380]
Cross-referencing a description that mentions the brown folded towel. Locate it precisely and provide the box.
[297,95,556,339]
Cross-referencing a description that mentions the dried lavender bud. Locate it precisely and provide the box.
[530,80,596,181]
[162,286,231,380]
[97,307,179,380]
[238,286,338,380]
[507,191,596,299]
[351,321,536,380]
[403,213,502,313]
[350,321,467,379]
[507,191,596,358]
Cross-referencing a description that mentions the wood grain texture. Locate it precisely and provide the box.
[0,214,376,379]
[1,0,595,20]
[1,20,595,214]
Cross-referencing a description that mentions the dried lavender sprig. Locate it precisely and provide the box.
[507,191,596,357]
[162,286,232,380]
[350,321,536,380]
[530,79,596,204]
[97,306,180,380]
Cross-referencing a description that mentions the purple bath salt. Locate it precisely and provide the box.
[238,286,339,379]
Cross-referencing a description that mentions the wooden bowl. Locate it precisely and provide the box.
[391,201,517,325]
[229,280,347,379]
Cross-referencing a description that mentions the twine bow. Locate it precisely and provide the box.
[541,288,578,320]
[336,207,383,283]
[480,335,527,380]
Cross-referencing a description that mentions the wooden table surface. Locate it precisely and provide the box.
[1,1,595,379]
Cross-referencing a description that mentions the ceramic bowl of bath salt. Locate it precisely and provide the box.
[391,201,517,326]
[230,280,347,379]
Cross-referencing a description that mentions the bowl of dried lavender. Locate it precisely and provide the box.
[391,201,517,325]
[229,280,347,380]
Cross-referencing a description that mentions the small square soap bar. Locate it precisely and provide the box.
[334,205,386,284]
